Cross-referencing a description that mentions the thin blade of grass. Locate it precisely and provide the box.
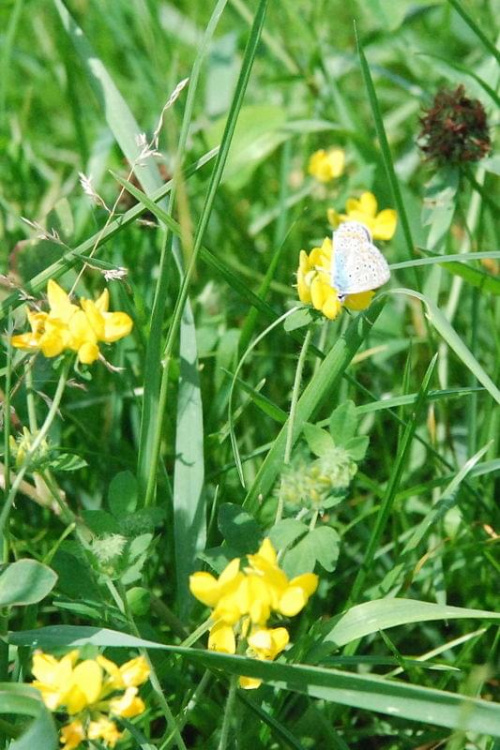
[318,598,500,651]
[391,289,500,405]
[446,0,500,66]
[356,33,417,281]
[348,353,438,605]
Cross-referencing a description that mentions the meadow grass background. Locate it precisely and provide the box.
[0,0,499,748]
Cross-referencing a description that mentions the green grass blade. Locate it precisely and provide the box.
[318,598,500,650]
[391,289,500,405]
[9,628,500,738]
[173,239,206,617]
[446,0,500,66]
[391,250,500,270]
[357,34,417,278]
[348,353,437,604]
[242,298,386,513]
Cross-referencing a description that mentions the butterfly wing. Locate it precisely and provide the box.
[331,221,390,299]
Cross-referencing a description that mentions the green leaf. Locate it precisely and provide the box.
[48,453,88,473]
[0,685,57,750]
[218,504,262,554]
[303,423,335,458]
[306,526,341,573]
[0,560,57,607]
[108,471,138,517]
[317,598,500,650]
[421,167,459,250]
[174,275,206,616]
[81,510,120,536]
[204,104,287,189]
[283,307,314,332]
[268,519,309,550]
[329,401,358,446]
[344,435,369,461]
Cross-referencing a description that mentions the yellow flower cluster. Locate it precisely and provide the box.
[308,148,345,183]
[11,280,133,364]
[297,191,397,320]
[32,650,150,749]
[189,538,318,690]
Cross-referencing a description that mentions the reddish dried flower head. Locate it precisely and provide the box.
[418,85,491,166]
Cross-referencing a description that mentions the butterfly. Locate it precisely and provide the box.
[331,221,390,302]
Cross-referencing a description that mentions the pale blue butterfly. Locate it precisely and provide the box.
[331,221,390,302]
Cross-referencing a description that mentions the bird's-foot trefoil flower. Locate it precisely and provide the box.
[189,538,318,690]
[308,148,345,183]
[11,279,133,364]
[31,650,150,748]
[297,237,375,321]
[327,191,397,241]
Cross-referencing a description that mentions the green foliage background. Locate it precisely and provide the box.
[0,0,499,747]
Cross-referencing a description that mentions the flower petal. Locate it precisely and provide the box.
[373,208,397,240]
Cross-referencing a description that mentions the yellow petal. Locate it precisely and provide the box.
[60,719,86,750]
[77,342,100,364]
[88,718,122,748]
[372,208,397,241]
[239,675,262,689]
[80,299,105,339]
[345,197,361,214]
[119,656,150,687]
[310,275,328,310]
[255,538,277,566]
[71,659,103,705]
[47,280,77,322]
[95,288,110,313]
[109,687,145,718]
[358,191,378,217]
[208,622,236,654]
[289,573,319,597]
[102,312,133,343]
[189,571,220,606]
[344,290,375,311]
[11,332,41,351]
[39,330,66,358]
[278,587,307,617]
[321,291,342,321]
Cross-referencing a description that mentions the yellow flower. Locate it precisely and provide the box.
[208,621,237,654]
[96,655,151,689]
[308,148,345,183]
[88,717,123,747]
[297,237,375,320]
[190,536,318,690]
[11,280,133,364]
[32,650,80,711]
[31,650,149,748]
[327,191,397,241]
[239,626,290,690]
[108,687,145,719]
[60,719,86,750]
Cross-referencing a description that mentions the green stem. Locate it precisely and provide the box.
[2,319,13,565]
[275,327,313,524]
[217,674,239,750]
[0,357,72,539]
[112,581,188,750]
